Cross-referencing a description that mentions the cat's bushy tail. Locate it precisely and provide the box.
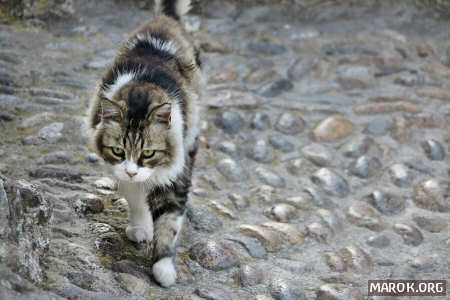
[154,0,192,20]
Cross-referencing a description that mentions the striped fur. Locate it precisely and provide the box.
[88,0,203,288]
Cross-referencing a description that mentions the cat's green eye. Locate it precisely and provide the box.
[111,147,124,156]
[142,150,155,158]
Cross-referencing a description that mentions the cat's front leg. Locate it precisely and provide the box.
[151,208,184,287]
[125,193,154,243]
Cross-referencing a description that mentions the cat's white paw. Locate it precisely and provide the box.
[126,225,153,243]
[152,257,176,287]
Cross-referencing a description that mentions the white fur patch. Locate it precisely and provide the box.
[103,72,135,100]
[131,34,178,56]
[152,257,176,287]
[155,0,192,17]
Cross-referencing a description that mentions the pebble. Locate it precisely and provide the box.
[286,158,309,176]
[94,177,117,190]
[389,163,412,187]
[311,115,354,142]
[216,158,247,182]
[228,193,250,210]
[269,278,306,300]
[251,112,271,130]
[226,236,267,259]
[37,151,71,165]
[0,85,16,95]
[209,70,237,84]
[339,246,372,274]
[316,209,342,232]
[29,166,84,183]
[217,140,239,158]
[354,101,422,114]
[287,57,319,81]
[269,136,294,153]
[89,223,114,235]
[342,135,373,158]
[245,68,279,84]
[255,79,293,97]
[422,139,446,160]
[275,113,305,135]
[304,186,334,208]
[408,257,434,271]
[393,223,424,246]
[412,179,449,212]
[247,139,274,163]
[186,204,222,233]
[412,215,447,233]
[0,94,18,110]
[0,112,14,121]
[316,284,362,300]
[323,251,346,272]
[116,273,148,296]
[366,234,391,248]
[349,155,382,178]
[237,224,282,252]
[346,204,385,231]
[95,232,125,253]
[311,168,349,198]
[195,285,234,300]
[366,190,405,215]
[417,41,437,57]
[189,240,240,271]
[261,222,304,245]
[301,143,332,167]
[306,222,333,243]
[73,194,104,215]
[256,167,285,188]
[251,185,276,203]
[248,42,286,56]
[211,200,238,219]
[37,122,64,143]
[215,110,244,134]
[264,204,297,222]
[394,73,419,86]
[390,115,412,143]
[363,117,392,135]
[65,272,96,291]
[233,264,263,287]
[86,153,101,164]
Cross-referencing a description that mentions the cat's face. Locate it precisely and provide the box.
[94,83,182,183]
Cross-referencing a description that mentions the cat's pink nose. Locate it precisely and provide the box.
[126,171,137,178]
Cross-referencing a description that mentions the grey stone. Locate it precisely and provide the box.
[0,112,14,121]
[29,167,84,183]
[37,122,64,143]
[247,139,274,163]
[0,70,17,86]
[346,204,385,231]
[393,224,424,246]
[389,164,412,187]
[364,117,392,136]
[413,215,448,233]
[275,113,305,135]
[301,143,332,167]
[116,273,148,296]
[0,95,18,110]
[215,110,244,134]
[288,57,319,81]
[0,85,16,95]
[323,251,346,272]
[195,285,234,300]
[306,222,333,243]
[186,204,222,233]
[251,112,271,130]
[216,141,239,158]
[216,158,247,182]
[234,264,263,287]
[189,240,240,271]
[228,193,250,210]
[85,59,111,70]
[256,79,293,97]
[422,139,446,160]
[28,88,72,100]
[339,246,372,274]
[350,155,382,178]
[269,136,294,153]
[237,224,282,252]
[65,272,96,291]
[248,42,286,56]
[316,284,362,300]
[342,135,373,158]
[366,190,405,215]
[95,232,125,253]
[86,153,101,164]
[226,236,267,259]
[412,179,449,212]
[33,97,68,105]
[311,168,349,198]
[73,194,104,215]
[404,159,434,174]
[366,234,391,248]
[256,167,285,188]
[269,278,306,300]
[37,151,71,165]
[111,260,148,280]
[53,77,87,90]
[264,203,297,222]
[303,186,334,208]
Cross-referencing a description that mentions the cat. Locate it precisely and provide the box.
[88,0,203,287]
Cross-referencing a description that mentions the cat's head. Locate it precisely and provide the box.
[91,78,184,185]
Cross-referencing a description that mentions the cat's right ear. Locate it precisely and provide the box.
[100,97,123,122]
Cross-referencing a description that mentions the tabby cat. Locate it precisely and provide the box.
[88,0,203,287]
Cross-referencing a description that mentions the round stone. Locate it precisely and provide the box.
[366,234,391,248]
[37,122,64,143]
[228,193,250,210]
[256,167,285,188]
[346,204,385,231]
[316,284,362,300]
[247,140,274,163]
[363,117,392,136]
[412,215,447,233]
[189,240,240,271]
[264,204,297,222]
[366,190,406,215]
[262,222,304,245]
[269,278,306,300]
[342,135,373,158]
[316,209,342,232]
[389,163,412,187]
[73,194,104,215]
[349,155,382,178]
[94,177,117,190]
[215,110,244,134]
[216,158,247,182]
[237,224,282,252]
[311,115,354,142]
[116,273,148,296]
[233,264,263,287]
[287,57,319,81]
[301,143,332,167]
[306,222,333,243]
[226,236,267,259]
[412,179,449,212]
[275,113,305,135]
[248,42,286,56]
[255,79,293,97]
[216,141,239,158]
[95,232,125,253]
[286,158,309,176]
[323,251,346,272]
[269,136,294,153]
[393,224,424,246]
[86,153,100,164]
[339,246,372,274]
[422,139,446,161]
[311,168,349,198]
[251,112,271,130]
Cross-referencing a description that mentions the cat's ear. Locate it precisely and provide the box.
[100,98,123,122]
[151,103,171,126]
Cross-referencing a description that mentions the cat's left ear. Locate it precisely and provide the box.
[151,103,171,126]
[100,97,123,122]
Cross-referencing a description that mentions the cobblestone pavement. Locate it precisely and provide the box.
[0,1,449,299]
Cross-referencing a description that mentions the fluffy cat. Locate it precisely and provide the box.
[88,0,203,287]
